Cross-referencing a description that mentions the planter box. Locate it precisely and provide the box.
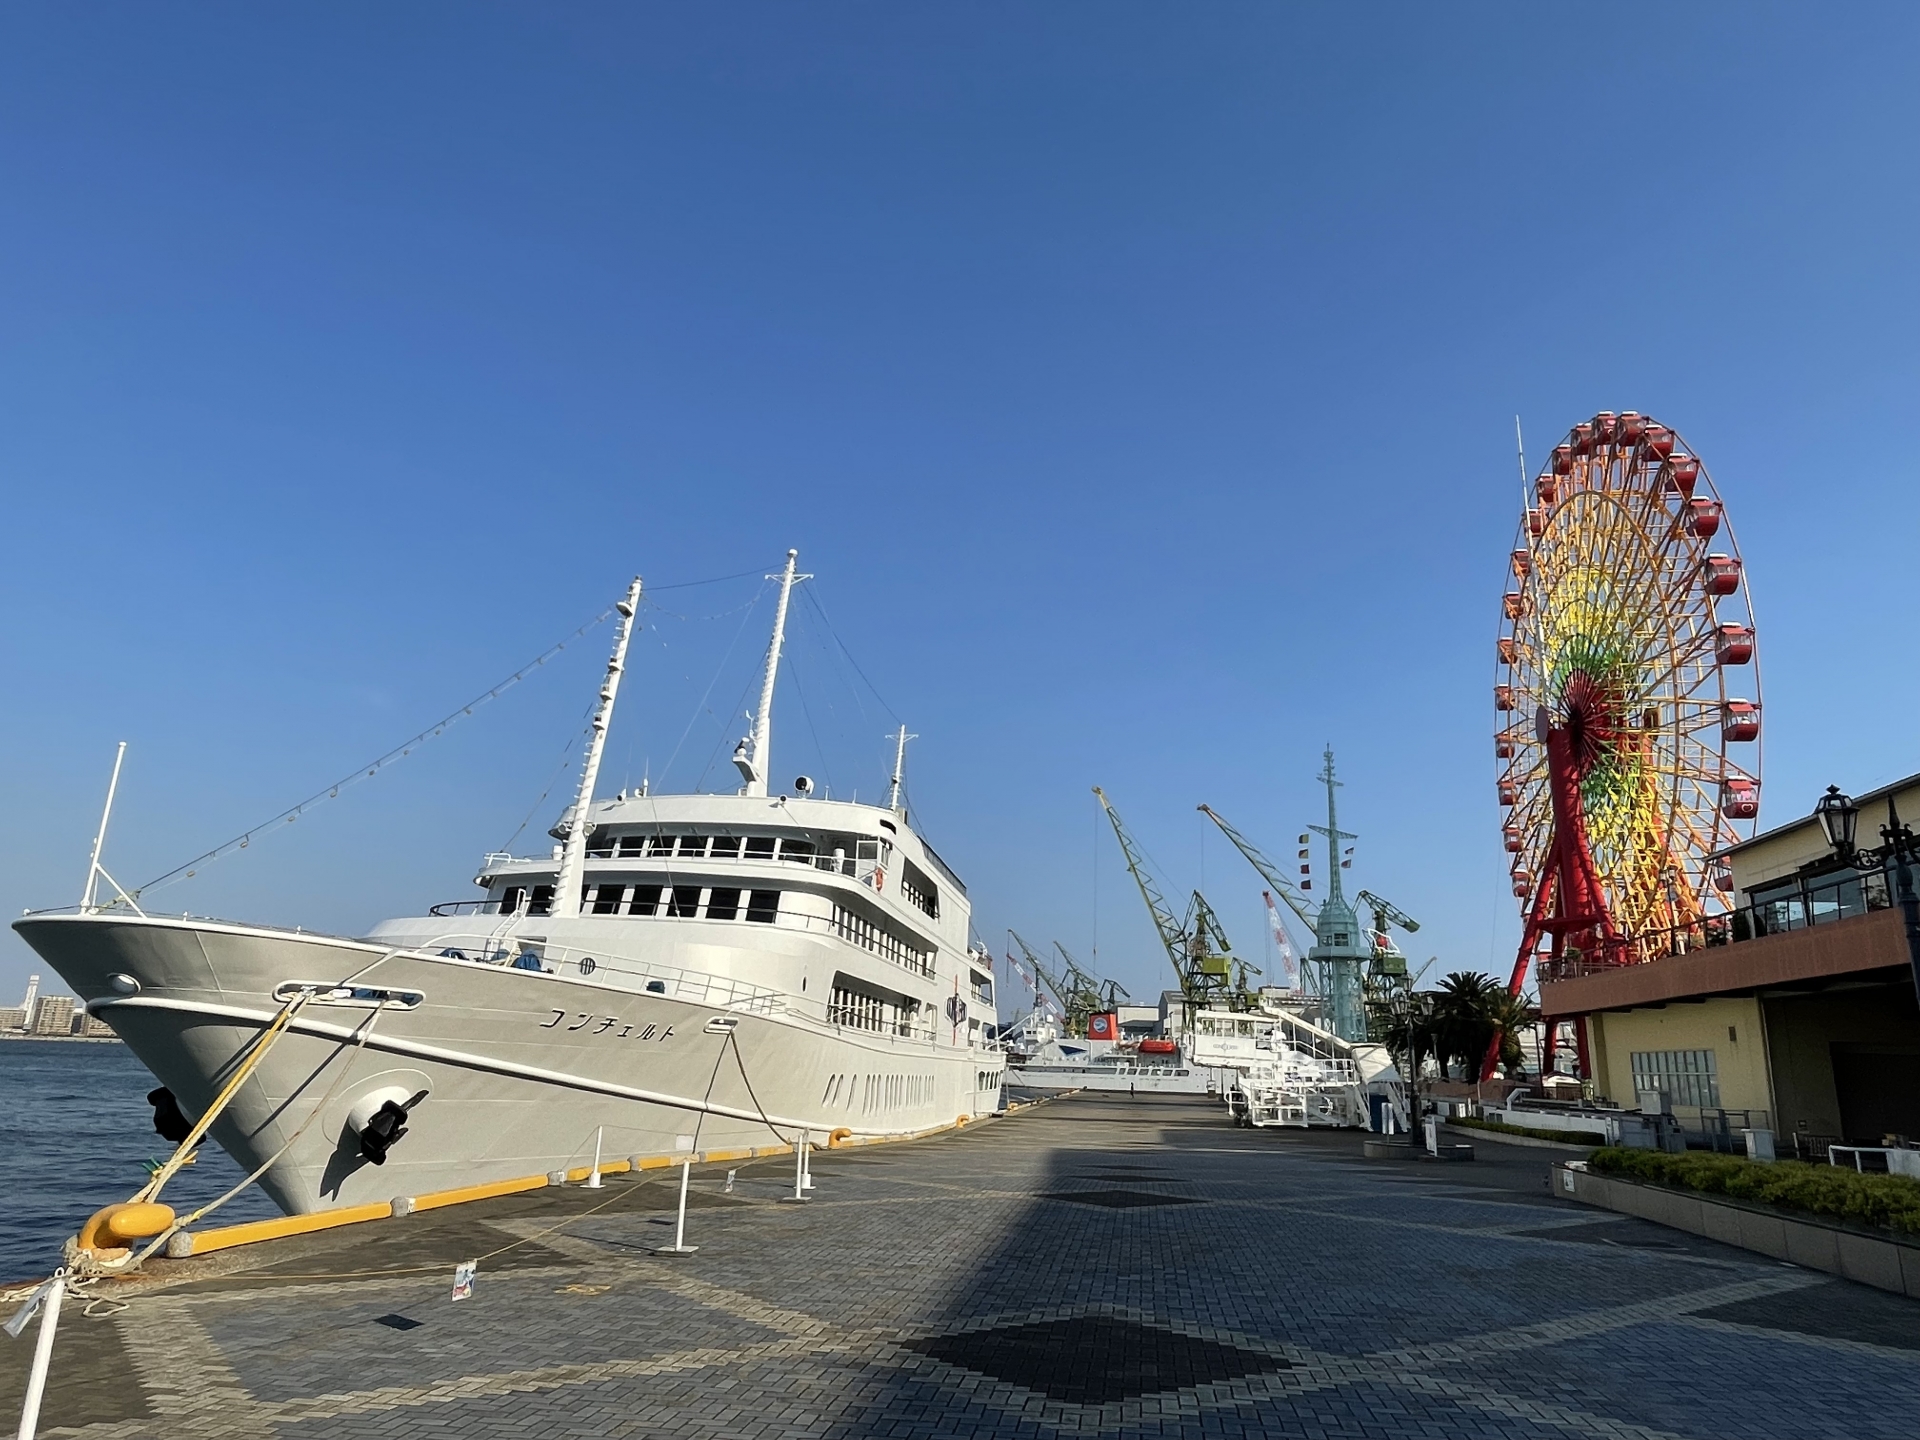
[1553,1162,1920,1299]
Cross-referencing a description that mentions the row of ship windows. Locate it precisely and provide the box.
[582,831,939,920]
[831,905,933,978]
[821,1071,934,1112]
[828,985,920,1037]
[501,883,780,923]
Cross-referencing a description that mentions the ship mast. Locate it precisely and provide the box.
[734,549,808,798]
[551,576,644,919]
[886,724,917,813]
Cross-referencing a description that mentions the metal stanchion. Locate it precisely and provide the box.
[780,1130,809,1203]
[587,1126,603,1188]
[801,1129,815,1193]
[654,1160,699,1255]
[14,1273,67,1440]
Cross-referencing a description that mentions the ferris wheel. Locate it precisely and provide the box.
[1495,410,1760,998]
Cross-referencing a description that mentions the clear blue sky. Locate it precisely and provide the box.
[3,4,1916,1008]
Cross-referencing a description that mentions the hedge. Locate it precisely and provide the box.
[1589,1147,1920,1237]
[1451,1115,1606,1146]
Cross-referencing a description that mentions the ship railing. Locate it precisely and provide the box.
[417,933,786,1015]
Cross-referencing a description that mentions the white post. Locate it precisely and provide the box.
[81,743,128,911]
[587,1126,603,1188]
[16,1274,66,1440]
[552,578,645,919]
[734,550,809,797]
[652,1159,699,1255]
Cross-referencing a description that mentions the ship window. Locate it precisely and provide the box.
[586,830,614,858]
[498,886,524,915]
[780,838,816,864]
[679,836,709,858]
[745,836,776,860]
[647,835,675,857]
[710,836,742,860]
[857,838,880,861]
[591,884,626,915]
[617,835,645,857]
[628,884,662,916]
[528,884,555,917]
[901,860,939,920]
[666,885,701,917]
[707,887,741,921]
[746,890,780,923]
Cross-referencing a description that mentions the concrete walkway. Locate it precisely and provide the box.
[5,1092,1918,1438]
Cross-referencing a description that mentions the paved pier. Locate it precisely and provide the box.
[5,1093,1919,1438]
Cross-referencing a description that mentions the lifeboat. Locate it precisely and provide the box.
[1511,548,1531,578]
[1685,498,1722,539]
[1495,684,1516,711]
[1138,1038,1178,1056]
[1723,700,1761,743]
[1715,623,1754,664]
[1666,455,1700,498]
[1549,448,1572,479]
[1503,591,1526,619]
[1642,425,1676,459]
[1722,778,1760,820]
[1702,554,1742,595]
[1503,825,1522,853]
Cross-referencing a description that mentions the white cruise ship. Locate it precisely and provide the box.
[15,552,1004,1217]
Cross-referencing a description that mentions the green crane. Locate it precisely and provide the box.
[1093,786,1246,1012]
[1008,930,1101,1037]
[1055,941,1129,1012]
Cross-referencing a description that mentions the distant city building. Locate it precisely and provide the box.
[30,994,77,1036]
[78,1012,116,1038]
[0,1006,26,1031]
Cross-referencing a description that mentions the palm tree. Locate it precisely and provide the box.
[1431,971,1502,1079]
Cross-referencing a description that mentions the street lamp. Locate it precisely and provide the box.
[1815,785,1920,1010]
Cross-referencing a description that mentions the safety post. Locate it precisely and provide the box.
[14,1273,67,1440]
[655,1160,698,1255]
[587,1126,603,1189]
[780,1129,809,1203]
[801,1128,814,1192]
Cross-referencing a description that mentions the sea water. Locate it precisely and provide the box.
[0,1040,279,1277]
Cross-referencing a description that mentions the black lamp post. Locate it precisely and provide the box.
[1816,785,1920,1011]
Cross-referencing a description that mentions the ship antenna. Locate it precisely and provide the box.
[886,724,917,813]
[552,576,644,919]
[733,549,809,797]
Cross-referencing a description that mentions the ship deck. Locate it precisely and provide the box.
[6,1092,1918,1438]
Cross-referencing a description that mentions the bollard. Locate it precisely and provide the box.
[587,1126,604,1189]
[15,1273,67,1440]
[654,1160,698,1255]
[801,1129,815,1192]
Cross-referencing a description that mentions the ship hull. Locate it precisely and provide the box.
[15,913,998,1216]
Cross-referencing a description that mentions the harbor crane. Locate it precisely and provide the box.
[1007,930,1101,1037]
[1093,786,1250,1012]
[1354,889,1418,982]
[1055,941,1129,1012]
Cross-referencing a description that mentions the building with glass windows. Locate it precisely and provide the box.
[1539,772,1920,1159]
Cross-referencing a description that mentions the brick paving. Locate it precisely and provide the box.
[4,1092,1918,1438]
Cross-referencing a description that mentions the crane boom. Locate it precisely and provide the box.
[1007,931,1068,1015]
[1197,804,1317,931]
[1354,889,1420,935]
[1094,787,1189,973]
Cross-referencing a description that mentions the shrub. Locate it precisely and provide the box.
[1451,1115,1605,1146]
[1588,1147,1920,1236]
